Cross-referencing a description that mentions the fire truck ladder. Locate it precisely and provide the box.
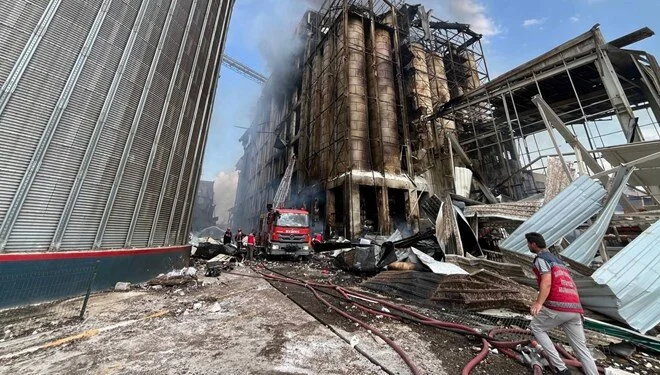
[273,156,296,209]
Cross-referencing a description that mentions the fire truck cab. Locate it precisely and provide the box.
[261,207,312,259]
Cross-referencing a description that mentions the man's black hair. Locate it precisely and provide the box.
[525,232,547,249]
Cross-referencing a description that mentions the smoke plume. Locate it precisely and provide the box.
[213,171,239,226]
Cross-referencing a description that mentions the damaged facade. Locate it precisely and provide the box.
[233,0,489,238]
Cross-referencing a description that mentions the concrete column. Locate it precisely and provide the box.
[406,189,420,234]
[325,189,336,237]
[377,187,390,234]
[348,182,361,239]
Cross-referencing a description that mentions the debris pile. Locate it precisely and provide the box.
[148,267,198,287]
[431,270,536,312]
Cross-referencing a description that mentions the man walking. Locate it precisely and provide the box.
[235,228,244,252]
[525,232,598,375]
[246,231,255,261]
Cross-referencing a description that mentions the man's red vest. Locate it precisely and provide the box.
[533,251,584,314]
[247,234,255,245]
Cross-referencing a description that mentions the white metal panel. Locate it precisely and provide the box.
[127,0,193,247]
[599,140,660,186]
[578,219,660,333]
[176,3,225,243]
[0,0,235,252]
[500,175,606,254]
[129,0,197,247]
[453,166,472,198]
[166,1,218,244]
[561,167,634,265]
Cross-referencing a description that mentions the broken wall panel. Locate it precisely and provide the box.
[576,219,660,333]
[499,176,606,254]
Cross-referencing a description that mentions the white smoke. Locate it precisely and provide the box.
[242,0,320,74]
[424,0,501,37]
[213,170,239,226]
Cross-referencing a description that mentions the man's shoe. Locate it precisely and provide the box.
[556,368,571,375]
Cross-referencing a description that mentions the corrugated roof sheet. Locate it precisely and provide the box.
[499,175,606,254]
[561,167,634,265]
[581,219,660,334]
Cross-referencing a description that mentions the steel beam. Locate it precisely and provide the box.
[433,54,598,119]
[447,133,497,204]
[632,57,660,124]
[592,28,643,142]
[531,95,638,212]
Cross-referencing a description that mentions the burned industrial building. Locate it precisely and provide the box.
[233,0,660,243]
[233,0,490,238]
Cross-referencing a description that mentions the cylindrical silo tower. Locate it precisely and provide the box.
[367,27,400,174]
[320,35,334,179]
[408,43,435,155]
[0,0,234,255]
[346,17,370,172]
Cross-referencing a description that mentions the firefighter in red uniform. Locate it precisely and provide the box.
[246,231,256,261]
[526,232,598,375]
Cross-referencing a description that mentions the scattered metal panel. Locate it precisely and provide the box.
[561,167,634,265]
[94,0,177,249]
[464,200,543,221]
[445,254,526,278]
[576,219,660,333]
[1,0,111,252]
[453,167,472,197]
[126,0,197,247]
[51,0,150,251]
[499,175,606,254]
[152,0,213,246]
[0,0,61,116]
[363,270,444,300]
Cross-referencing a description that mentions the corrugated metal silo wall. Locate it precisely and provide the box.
[0,0,234,252]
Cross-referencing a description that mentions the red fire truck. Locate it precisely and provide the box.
[261,207,311,259]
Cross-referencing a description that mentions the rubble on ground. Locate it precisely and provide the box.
[148,267,198,287]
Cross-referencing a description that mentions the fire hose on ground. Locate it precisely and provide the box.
[237,266,605,375]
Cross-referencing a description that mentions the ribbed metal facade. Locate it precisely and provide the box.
[0,0,234,252]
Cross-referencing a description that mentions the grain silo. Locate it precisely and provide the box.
[0,0,234,295]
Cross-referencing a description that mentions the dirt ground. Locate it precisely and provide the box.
[1,256,658,375]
